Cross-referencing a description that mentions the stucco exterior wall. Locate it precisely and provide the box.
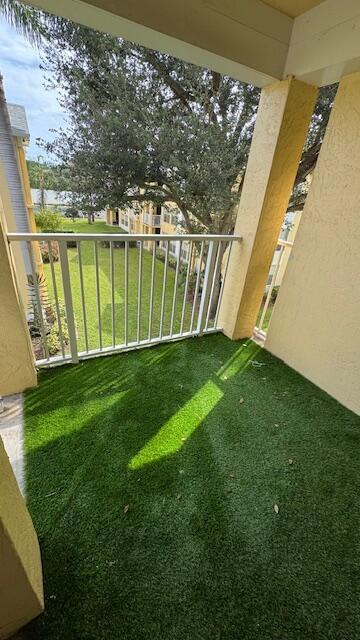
[219,77,317,338]
[0,217,36,396]
[0,436,43,638]
[266,72,360,415]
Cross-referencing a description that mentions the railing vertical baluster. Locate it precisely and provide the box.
[137,240,143,343]
[48,240,65,358]
[148,240,156,341]
[77,241,89,353]
[159,241,169,339]
[214,241,232,329]
[110,240,115,348]
[170,240,182,336]
[27,240,49,361]
[180,241,193,335]
[124,240,129,345]
[204,241,222,331]
[59,239,78,363]
[8,231,241,365]
[94,240,102,350]
[197,240,218,336]
[258,244,285,330]
[190,240,205,334]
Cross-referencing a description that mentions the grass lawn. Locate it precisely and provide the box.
[256,299,275,332]
[43,218,195,353]
[61,218,120,235]
[24,334,360,640]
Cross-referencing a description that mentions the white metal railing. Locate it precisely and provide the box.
[7,232,241,367]
[256,237,293,335]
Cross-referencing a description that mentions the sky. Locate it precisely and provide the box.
[0,15,66,160]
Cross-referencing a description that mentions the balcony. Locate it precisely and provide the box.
[143,213,161,227]
[2,1,360,634]
[118,214,129,231]
[20,331,360,639]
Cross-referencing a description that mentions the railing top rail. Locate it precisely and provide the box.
[278,238,294,248]
[7,232,242,242]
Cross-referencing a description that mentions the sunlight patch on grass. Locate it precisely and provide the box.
[128,380,223,470]
[26,391,128,451]
[216,341,260,381]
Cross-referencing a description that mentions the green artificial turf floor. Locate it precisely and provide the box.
[24,334,360,640]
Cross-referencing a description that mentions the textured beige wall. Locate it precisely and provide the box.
[0,437,43,638]
[0,220,37,395]
[266,72,360,415]
[219,76,317,339]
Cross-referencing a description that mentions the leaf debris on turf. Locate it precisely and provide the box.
[274,504,279,514]
[239,397,245,404]
[123,504,129,514]
[288,459,293,465]
[229,472,235,479]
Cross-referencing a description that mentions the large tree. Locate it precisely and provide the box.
[0,4,338,233]
[41,20,260,233]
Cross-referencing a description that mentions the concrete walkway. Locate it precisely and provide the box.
[0,394,25,495]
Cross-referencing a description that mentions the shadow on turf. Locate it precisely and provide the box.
[23,335,360,639]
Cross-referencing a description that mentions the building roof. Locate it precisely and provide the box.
[7,103,30,140]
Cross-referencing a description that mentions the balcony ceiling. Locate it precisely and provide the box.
[26,0,360,88]
[261,0,325,18]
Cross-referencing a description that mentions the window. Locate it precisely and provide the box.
[163,212,171,224]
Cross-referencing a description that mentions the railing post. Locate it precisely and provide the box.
[59,240,78,364]
[197,240,218,336]
[258,244,285,331]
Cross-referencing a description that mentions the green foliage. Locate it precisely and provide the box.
[64,206,79,220]
[35,209,63,232]
[155,249,178,271]
[28,272,50,338]
[271,285,280,303]
[27,272,69,356]
[46,304,69,355]
[41,20,260,233]
[39,240,59,264]
[27,159,73,191]
[0,0,45,44]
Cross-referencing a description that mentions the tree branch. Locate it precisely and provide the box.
[144,51,193,112]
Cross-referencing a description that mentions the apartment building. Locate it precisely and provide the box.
[106,201,194,262]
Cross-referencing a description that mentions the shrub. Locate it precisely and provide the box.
[42,228,76,248]
[155,249,177,270]
[35,209,63,232]
[40,241,59,263]
[46,304,69,355]
[270,285,280,303]
[28,272,50,338]
[65,207,79,220]
[100,239,138,249]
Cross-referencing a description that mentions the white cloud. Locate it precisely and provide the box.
[0,17,66,159]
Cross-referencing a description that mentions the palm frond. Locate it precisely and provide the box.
[0,0,46,45]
